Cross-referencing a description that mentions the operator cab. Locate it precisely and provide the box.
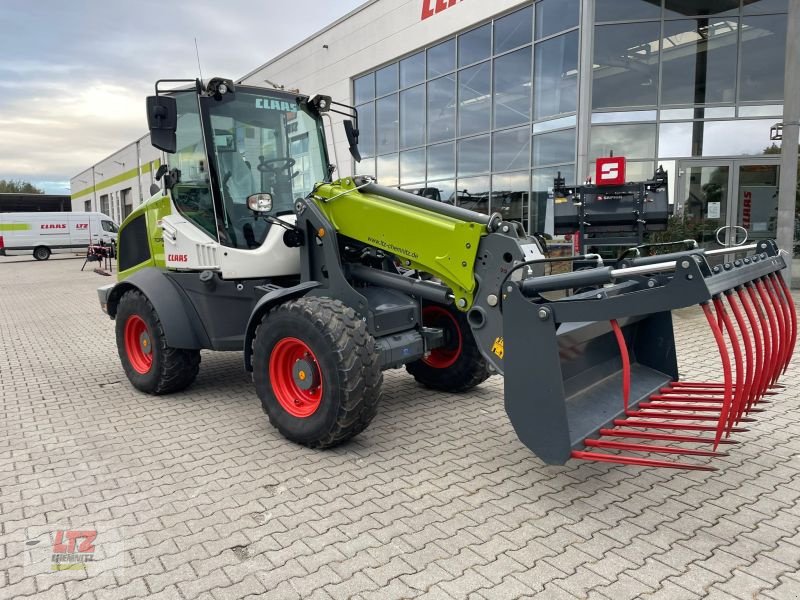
[150,79,330,251]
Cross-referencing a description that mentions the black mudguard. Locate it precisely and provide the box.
[106,267,211,350]
[243,281,321,372]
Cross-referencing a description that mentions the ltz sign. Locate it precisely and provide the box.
[421,0,465,20]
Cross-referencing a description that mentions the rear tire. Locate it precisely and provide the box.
[33,246,50,261]
[115,290,201,394]
[253,297,382,449]
[406,303,489,392]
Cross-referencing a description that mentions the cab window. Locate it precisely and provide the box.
[101,220,118,233]
[206,91,328,250]
[168,91,218,240]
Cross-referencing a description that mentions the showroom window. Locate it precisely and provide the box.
[352,1,580,234]
[590,0,789,174]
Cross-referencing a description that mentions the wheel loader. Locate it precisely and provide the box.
[98,77,796,471]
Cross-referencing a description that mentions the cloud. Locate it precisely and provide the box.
[0,0,365,190]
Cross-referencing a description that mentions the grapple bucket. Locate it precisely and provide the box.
[504,240,795,470]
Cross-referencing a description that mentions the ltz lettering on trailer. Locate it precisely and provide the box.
[421,0,465,20]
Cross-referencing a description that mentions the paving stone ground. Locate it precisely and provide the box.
[1,255,800,600]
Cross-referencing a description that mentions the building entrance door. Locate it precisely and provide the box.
[677,159,780,250]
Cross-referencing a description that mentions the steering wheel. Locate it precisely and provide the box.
[257,156,295,173]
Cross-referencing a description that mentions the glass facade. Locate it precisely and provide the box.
[352,0,789,235]
[591,0,788,172]
[354,3,579,233]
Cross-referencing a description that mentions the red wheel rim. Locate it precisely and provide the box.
[124,315,153,374]
[269,337,323,418]
[422,306,462,369]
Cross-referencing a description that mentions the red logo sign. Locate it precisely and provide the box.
[168,254,189,263]
[41,224,67,229]
[742,191,752,229]
[421,0,461,20]
[596,157,626,186]
[76,223,89,230]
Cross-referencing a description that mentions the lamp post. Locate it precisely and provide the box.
[77,179,89,212]
[92,168,103,213]
[113,161,125,221]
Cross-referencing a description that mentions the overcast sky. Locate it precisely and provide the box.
[0,0,365,193]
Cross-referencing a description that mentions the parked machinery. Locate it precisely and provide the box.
[97,78,795,470]
[553,158,670,255]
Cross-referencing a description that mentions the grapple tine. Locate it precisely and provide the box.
[737,286,764,412]
[726,291,754,423]
[638,403,726,411]
[702,301,734,448]
[714,296,744,435]
[610,319,630,413]
[624,411,744,421]
[755,279,781,387]
[775,273,798,372]
[748,283,773,403]
[769,273,793,374]
[650,395,724,402]
[599,428,739,445]
[584,438,726,457]
[570,451,717,471]
[613,419,750,432]
[763,276,787,385]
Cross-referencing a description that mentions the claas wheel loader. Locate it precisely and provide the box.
[98,77,796,470]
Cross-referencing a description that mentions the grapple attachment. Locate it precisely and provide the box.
[504,240,795,471]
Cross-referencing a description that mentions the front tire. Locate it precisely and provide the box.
[33,246,50,261]
[115,290,201,394]
[406,303,489,392]
[253,297,382,449]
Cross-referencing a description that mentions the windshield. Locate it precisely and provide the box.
[204,90,328,249]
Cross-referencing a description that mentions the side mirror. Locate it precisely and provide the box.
[146,95,177,154]
[344,119,361,163]
[149,183,161,197]
[247,193,273,213]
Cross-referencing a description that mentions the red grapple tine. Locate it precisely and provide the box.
[769,273,793,374]
[599,428,739,445]
[670,382,762,388]
[570,450,717,471]
[584,438,726,457]
[776,273,798,372]
[726,291,754,423]
[624,411,749,421]
[713,297,744,435]
[748,283,773,403]
[650,395,724,402]
[737,286,764,411]
[764,276,787,384]
[610,319,630,413]
[755,279,781,387]
[613,419,749,433]
[638,403,725,411]
[703,301,734,448]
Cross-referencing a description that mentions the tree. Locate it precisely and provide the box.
[0,179,45,194]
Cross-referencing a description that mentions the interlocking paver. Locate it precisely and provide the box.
[3,256,800,600]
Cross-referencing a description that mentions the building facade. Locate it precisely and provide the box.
[70,134,161,223]
[73,0,799,266]
[240,0,797,253]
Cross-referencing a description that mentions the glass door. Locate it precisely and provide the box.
[677,160,733,250]
[734,163,780,244]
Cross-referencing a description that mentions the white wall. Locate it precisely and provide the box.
[239,0,530,178]
[70,135,162,221]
